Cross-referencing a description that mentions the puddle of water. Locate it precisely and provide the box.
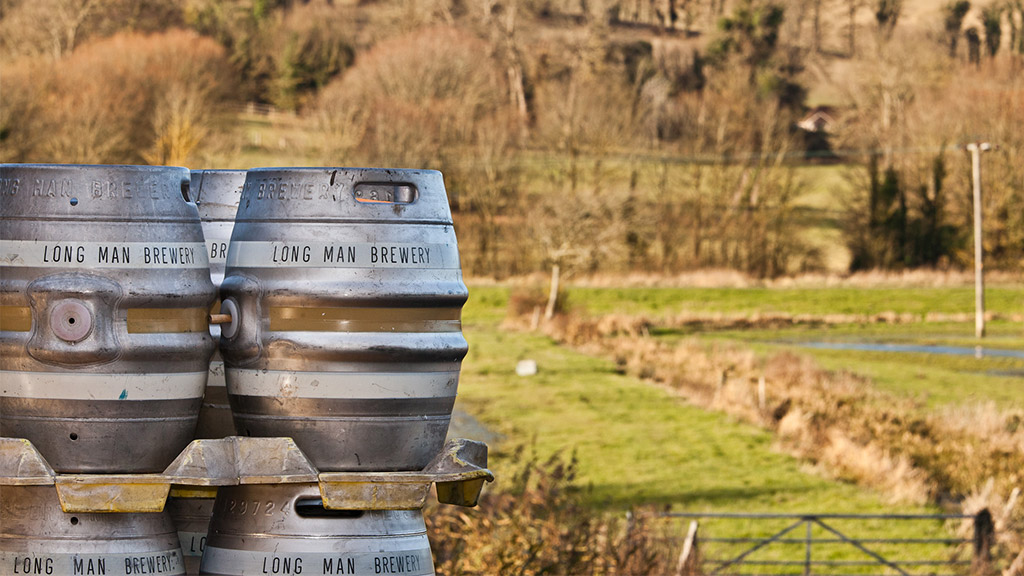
[792,341,1024,359]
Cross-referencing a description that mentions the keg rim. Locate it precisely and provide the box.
[0,162,189,171]
[245,167,442,176]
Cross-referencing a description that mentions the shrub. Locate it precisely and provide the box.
[426,448,675,575]
[0,29,233,165]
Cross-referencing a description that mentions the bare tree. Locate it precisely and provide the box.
[943,1,971,58]
[874,0,902,42]
[982,4,1003,57]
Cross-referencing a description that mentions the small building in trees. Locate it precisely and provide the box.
[797,106,839,161]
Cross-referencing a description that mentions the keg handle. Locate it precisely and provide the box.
[353,182,418,204]
[209,299,239,338]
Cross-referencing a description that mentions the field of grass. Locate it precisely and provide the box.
[455,284,970,568]
[457,284,947,511]
[568,285,1024,319]
[550,283,1024,411]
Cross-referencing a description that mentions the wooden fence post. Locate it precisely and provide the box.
[675,520,700,576]
[972,508,995,576]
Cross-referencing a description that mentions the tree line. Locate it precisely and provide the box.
[1,0,1021,277]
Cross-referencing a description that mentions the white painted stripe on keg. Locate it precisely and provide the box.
[0,549,185,575]
[206,239,230,264]
[225,241,460,269]
[0,240,209,269]
[226,369,458,400]
[200,546,433,576]
[208,361,226,388]
[0,371,207,400]
[178,531,208,557]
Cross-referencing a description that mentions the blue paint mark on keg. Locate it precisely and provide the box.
[119,389,128,400]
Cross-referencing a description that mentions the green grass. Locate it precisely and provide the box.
[458,285,941,515]
[456,284,958,568]
[569,285,1024,318]
[553,283,1024,410]
[793,164,854,270]
[651,321,1024,409]
[791,347,1024,408]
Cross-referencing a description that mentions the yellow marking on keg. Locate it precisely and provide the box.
[0,306,32,331]
[126,308,210,333]
[436,478,488,507]
[268,306,462,332]
[55,475,171,513]
[170,487,219,499]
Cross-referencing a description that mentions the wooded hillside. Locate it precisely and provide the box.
[2,0,1022,277]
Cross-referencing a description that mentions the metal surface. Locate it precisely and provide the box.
[1,436,492,512]
[191,169,246,440]
[0,164,217,473]
[162,436,320,486]
[167,495,215,574]
[200,483,434,575]
[319,438,492,510]
[0,485,186,575]
[220,168,468,471]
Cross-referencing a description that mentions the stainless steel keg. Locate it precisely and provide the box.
[220,168,468,471]
[200,483,434,576]
[0,485,186,575]
[167,492,215,575]
[0,164,216,472]
[191,169,245,440]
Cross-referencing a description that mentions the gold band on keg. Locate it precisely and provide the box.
[126,308,210,333]
[1,306,210,333]
[268,306,461,333]
[0,305,32,331]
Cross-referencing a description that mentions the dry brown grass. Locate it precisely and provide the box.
[957,480,1024,576]
[426,449,680,576]
[530,269,1024,289]
[520,308,1024,563]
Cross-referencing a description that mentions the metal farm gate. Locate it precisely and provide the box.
[664,511,997,576]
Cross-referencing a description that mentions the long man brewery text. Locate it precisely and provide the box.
[0,241,209,269]
[227,241,453,269]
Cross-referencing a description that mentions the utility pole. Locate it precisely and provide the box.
[966,142,990,339]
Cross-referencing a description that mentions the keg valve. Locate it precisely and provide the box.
[50,300,93,343]
[210,299,239,339]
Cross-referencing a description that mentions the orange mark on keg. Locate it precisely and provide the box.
[268,306,461,333]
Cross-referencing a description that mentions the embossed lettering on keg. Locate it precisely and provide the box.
[0,164,216,473]
[220,168,468,471]
[200,483,434,576]
[191,169,245,440]
[0,485,186,575]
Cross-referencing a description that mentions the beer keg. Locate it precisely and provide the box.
[0,485,186,575]
[0,164,216,472]
[220,168,468,471]
[191,169,245,439]
[166,492,214,575]
[200,483,434,576]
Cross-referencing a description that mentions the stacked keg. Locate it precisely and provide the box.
[190,169,246,440]
[203,168,466,575]
[166,169,247,574]
[2,164,480,576]
[1,164,214,574]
